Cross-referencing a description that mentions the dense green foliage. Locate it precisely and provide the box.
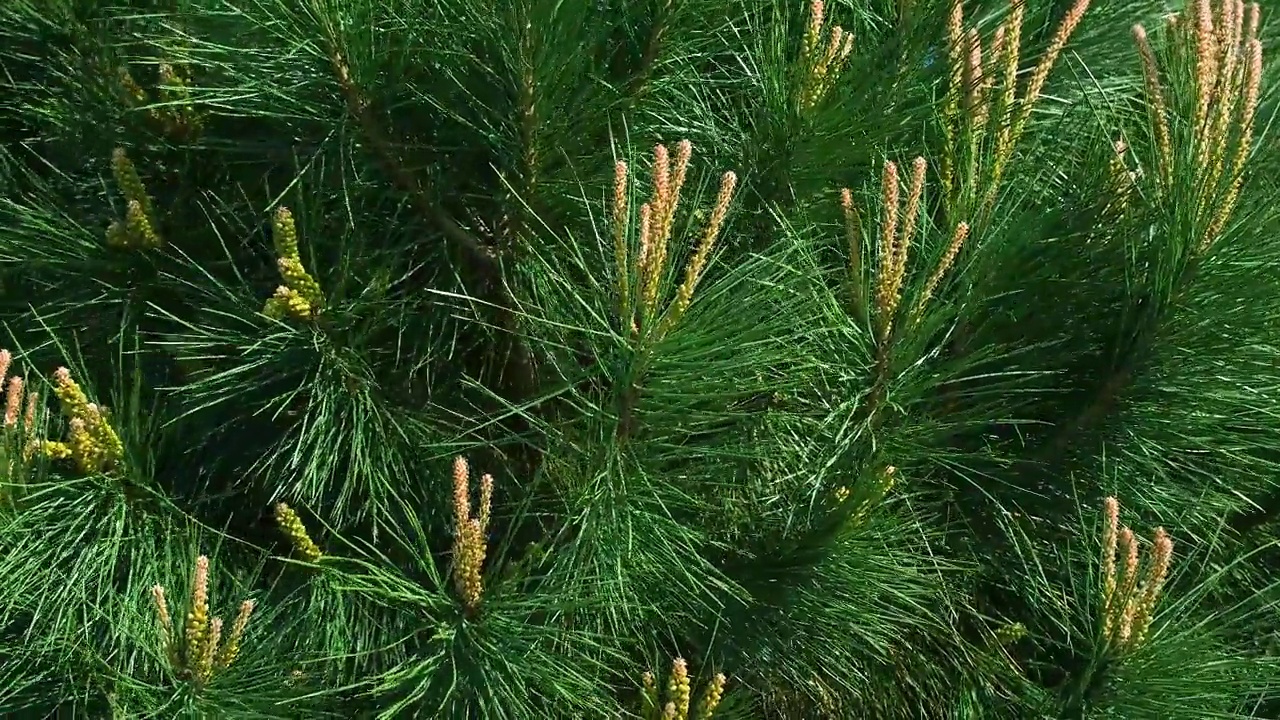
[1,0,1279,717]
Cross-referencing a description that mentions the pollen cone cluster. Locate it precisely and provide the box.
[1131,1,1263,251]
[152,555,257,687]
[611,141,737,344]
[451,456,494,614]
[274,502,323,562]
[106,148,162,249]
[117,60,205,141]
[843,158,970,345]
[1099,496,1175,654]
[38,366,124,475]
[640,657,728,720]
[798,0,855,111]
[939,0,1091,218]
[263,206,326,322]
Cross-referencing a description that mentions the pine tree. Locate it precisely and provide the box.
[1,0,1279,717]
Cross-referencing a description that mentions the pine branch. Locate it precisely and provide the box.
[323,41,542,435]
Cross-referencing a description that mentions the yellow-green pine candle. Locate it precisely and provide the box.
[41,440,71,461]
[52,367,92,419]
[110,148,154,220]
[125,199,161,247]
[278,256,324,309]
[272,207,300,259]
[185,556,211,668]
[216,599,256,670]
[273,503,322,562]
[152,585,181,671]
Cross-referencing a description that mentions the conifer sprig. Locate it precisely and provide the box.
[940,0,1093,221]
[40,366,124,475]
[450,456,494,614]
[797,0,855,112]
[847,157,970,347]
[263,206,325,322]
[611,142,738,342]
[1098,497,1175,654]
[640,657,727,720]
[106,148,162,249]
[151,555,257,687]
[2,0,1279,716]
[1131,1,1264,251]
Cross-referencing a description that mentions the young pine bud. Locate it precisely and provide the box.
[4,376,23,427]
[274,503,322,562]
[278,256,324,308]
[641,670,660,718]
[265,208,325,321]
[151,584,181,670]
[125,199,162,248]
[994,621,1027,645]
[215,599,256,671]
[1100,496,1120,637]
[52,367,92,419]
[693,673,727,720]
[272,206,300,259]
[613,160,632,324]
[450,457,493,613]
[185,555,211,668]
[194,616,222,686]
[118,67,147,106]
[668,657,691,719]
[1132,527,1174,645]
[111,148,153,219]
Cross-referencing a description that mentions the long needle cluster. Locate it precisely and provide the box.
[1099,497,1175,654]
[844,158,970,347]
[106,148,162,249]
[611,142,737,343]
[451,456,494,614]
[941,0,1091,219]
[798,0,855,111]
[263,206,326,322]
[834,465,898,525]
[40,367,125,475]
[640,657,728,720]
[152,555,257,687]
[1131,1,1263,251]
